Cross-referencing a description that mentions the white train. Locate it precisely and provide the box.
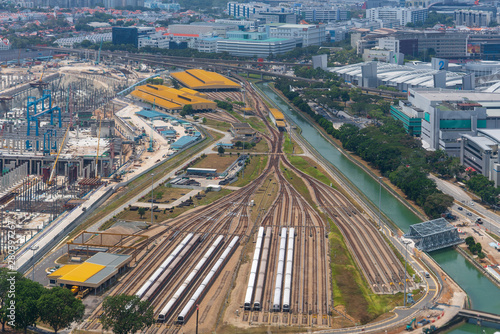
[135,233,194,299]
[157,235,224,322]
[272,227,288,312]
[141,235,199,302]
[282,227,295,312]
[177,236,240,324]
[244,227,265,310]
[253,227,272,311]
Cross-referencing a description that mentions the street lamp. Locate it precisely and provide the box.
[403,241,410,307]
[151,173,154,225]
[31,245,39,281]
[378,177,383,228]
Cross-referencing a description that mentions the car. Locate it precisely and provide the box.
[458,207,463,211]
[467,212,472,216]
[470,202,474,206]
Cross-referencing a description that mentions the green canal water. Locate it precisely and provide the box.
[256,82,500,331]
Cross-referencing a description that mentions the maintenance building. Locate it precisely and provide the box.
[48,252,131,294]
[170,69,241,91]
[269,108,286,131]
[131,85,217,111]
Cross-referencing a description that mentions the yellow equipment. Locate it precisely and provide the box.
[95,117,102,179]
[48,125,70,186]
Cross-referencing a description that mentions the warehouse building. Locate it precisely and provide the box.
[171,135,200,150]
[171,69,241,91]
[48,253,131,294]
[131,85,217,111]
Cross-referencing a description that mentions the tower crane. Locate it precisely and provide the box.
[48,125,70,186]
[95,39,103,65]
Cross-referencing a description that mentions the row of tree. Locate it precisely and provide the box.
[274,79,455,218]
[0,269,84,334]
[465,237,486,259]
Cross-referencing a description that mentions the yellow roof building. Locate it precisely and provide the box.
[171,69,241,90]
[269,108,285,121]
[131,85,217,111]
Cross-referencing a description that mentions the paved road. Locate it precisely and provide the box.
[430,175,500,235]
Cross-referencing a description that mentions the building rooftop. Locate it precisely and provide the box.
[413,89,500,102]
[171,69,241,90]
[131,84,216,110]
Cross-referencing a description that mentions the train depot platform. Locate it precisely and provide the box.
[48,252,131,295]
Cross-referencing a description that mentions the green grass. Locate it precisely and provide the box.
[204,118,231,132]
[283,133,303,154]
[280,163,315,209]
[232,155,268,187]
[246,116,268,135]
[328,219,405,323]
[227,110,245,122]
[287,155,334,187]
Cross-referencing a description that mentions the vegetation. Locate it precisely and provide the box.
[214,99,233,112]
[100,295,154,334]
[137,207,146,219]
[0,269,84,334]
[406,11,454,29]
[38,287,85,334]
[465,237,486,259]
[218,146,225,155]
[466,173,500,206]
[274,79,457,218]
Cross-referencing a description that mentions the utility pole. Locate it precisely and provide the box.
[151,173,154,225]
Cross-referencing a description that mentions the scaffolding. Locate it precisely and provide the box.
[404,218,464,252]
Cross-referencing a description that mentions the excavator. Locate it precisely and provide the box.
[406,318,416,331]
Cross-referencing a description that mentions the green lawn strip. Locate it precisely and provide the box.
[287,155,333,187]
[69,138,213,237]
[329,219,404,323]
[232,155,268,187]
[246,116,268,135]
[227,110,245,122]
[382,233,420,283]
[204,118,231,132]
[279,163,316,209]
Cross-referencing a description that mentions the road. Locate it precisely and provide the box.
[429,175,500,235]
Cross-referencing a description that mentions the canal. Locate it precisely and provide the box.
[256,82,500,331]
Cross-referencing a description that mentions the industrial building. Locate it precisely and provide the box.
[392,89,500,156]
[216,32,296,58]
[269,108,286,131]
[48,252,131,293]
[460,129,500,186]
[170,69,241,91]
[171,135,201,150]
[131,85,217,111]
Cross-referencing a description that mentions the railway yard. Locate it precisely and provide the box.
[0,51,437,334]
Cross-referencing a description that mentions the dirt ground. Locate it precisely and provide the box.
[192,154,239,172]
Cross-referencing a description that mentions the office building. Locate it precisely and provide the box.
[393,30,468,58]
[216,32,296,57]
[301,8,351,22]
[461,129,500,186]
[268,24,326,47]
[454,9,493,27]
[367,7,428,26]
[112,27,155,48]
[400,89,500,156]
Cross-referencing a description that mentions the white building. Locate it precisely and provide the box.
[214,19,258,30]
[362,47,394,61]
[461,129,500,186]
[138,34,169,49]
[197,37,221,53]
[0,39,10,50]
[367,7,428,26]
[268,24,326,47]
[55,32,112,48]
[378,37,400,52]
[216,37,296,57]
[301,7,351,22]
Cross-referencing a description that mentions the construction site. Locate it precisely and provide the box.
[0,50,178,256]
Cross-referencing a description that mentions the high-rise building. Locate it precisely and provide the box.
[454,9,493,27]
[367,7,428,26]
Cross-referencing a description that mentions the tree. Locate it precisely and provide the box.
[0,269,23,332]
[100,295,154,334]
[138,207,146,219]
[11,279,44,334]
[218,146,225,156]
[202,117,207,124]
[182,104,193,115]
[37,287,85,334]
[235,141,242,149]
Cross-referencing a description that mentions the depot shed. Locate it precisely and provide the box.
[48,252,131,293]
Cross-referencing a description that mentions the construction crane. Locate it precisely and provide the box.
[95,39,103,65]
[48,125,70,186]
[30,65,48,87]
[95,117,102,179]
